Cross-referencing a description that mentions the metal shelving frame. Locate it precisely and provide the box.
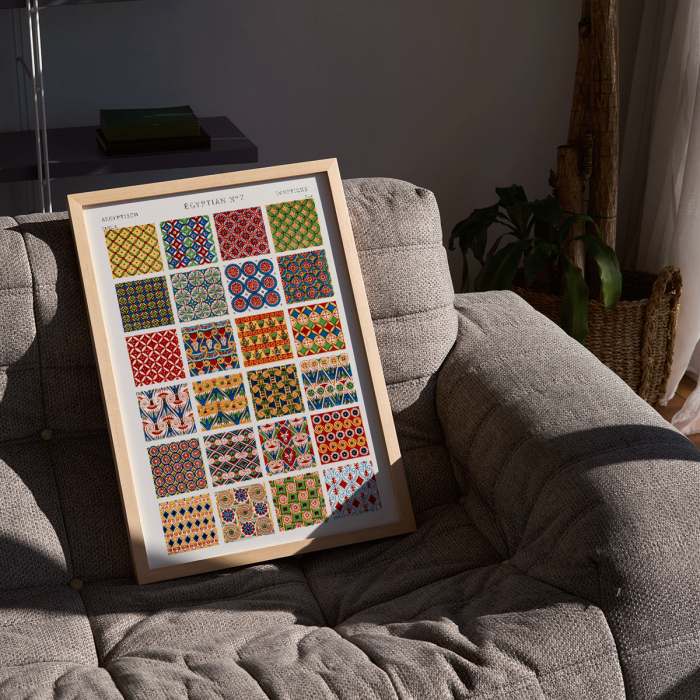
[1,1,259,214]
[15,0,51,211]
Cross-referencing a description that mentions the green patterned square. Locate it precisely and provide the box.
[271,471,328,531]
[247,363,303,421]
[266,199,323,253]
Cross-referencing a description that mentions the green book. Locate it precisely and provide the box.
[99,106,200,142]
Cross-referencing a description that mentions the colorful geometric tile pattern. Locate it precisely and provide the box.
[289,301,345,357]
[181,320,239,376]
[258,416,316,476]
[148,438,206,499]
[215,483,274,542]
[277,250,334,304]
[235,311,293,368]
[160,493,218,555]
[192,373,250,431]
[311,407,369,465]
[160,216,217,270]
[137,383,196,442]
[203,428,263,485]
[248,363,303,421]
[271,472,327,531]
[213,207,270,261]
[225,258,281,313]
[266,199,323,253]
[116,276,174,333]
[324,461,382,519]
[171,266,227,322]
[301,353,357,411]
[126,329,186,387]
[105,224,163,279]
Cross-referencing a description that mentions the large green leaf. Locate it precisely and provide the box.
[495,186,531,236]
[580,234,622,310]
[503,203,532,237]
[449,204,499,292]
[495,212,522,235]
[481,238,532,291]
[528,197,564,228]
[561,256,590,344]
[523,239,557,287]
[458,235,471,293]
[555,213,591,247]
[472,227,488,265]
[474,233,507,292]
[448,203,499,250]
[495,185,528,207]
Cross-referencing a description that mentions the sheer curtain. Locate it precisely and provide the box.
[619,0,700,434]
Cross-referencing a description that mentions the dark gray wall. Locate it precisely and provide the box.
[0,0,643,288]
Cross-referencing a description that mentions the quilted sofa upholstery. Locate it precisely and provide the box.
[0,178,699,699]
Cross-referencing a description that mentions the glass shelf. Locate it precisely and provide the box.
[0,116,258,183]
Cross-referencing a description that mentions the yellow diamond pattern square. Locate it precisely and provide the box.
[105,224,164,278]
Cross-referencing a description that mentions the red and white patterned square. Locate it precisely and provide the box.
[126,329,186,387]
[213,207,270,261]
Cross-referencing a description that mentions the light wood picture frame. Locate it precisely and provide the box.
[67,159,415,584]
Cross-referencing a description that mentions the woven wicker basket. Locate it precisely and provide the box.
[510,266,682,406]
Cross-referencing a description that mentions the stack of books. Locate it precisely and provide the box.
[96,106,211,155]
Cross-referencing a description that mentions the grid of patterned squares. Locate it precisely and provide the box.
[104,197,382,556]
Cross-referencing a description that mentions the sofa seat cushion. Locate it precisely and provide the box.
[302,503,624,699]
[77,544,625,699]
[302,504,501,627]
[0,586,122,699]
[0,664,120,700]
[80,560,365,698]
[0,587,97,668]
[335,564,625,700]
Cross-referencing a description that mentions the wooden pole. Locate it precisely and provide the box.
[552,0,591,280]
[560,0,618,298]
[586,0,619,298]
[568,0,593,149]
[557,145,586,270]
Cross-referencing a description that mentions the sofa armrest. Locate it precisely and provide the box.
[436,291,700,694]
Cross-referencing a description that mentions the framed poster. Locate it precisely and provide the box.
[67,159,415,584]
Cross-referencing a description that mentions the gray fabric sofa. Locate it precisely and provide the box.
[1,177,699,699]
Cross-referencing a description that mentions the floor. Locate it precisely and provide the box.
[655,374,700,449]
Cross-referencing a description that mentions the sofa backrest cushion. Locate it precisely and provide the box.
[343,179,460,514]
[0,214,132,588]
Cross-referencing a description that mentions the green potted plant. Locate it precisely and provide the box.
[448,184,622,344]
